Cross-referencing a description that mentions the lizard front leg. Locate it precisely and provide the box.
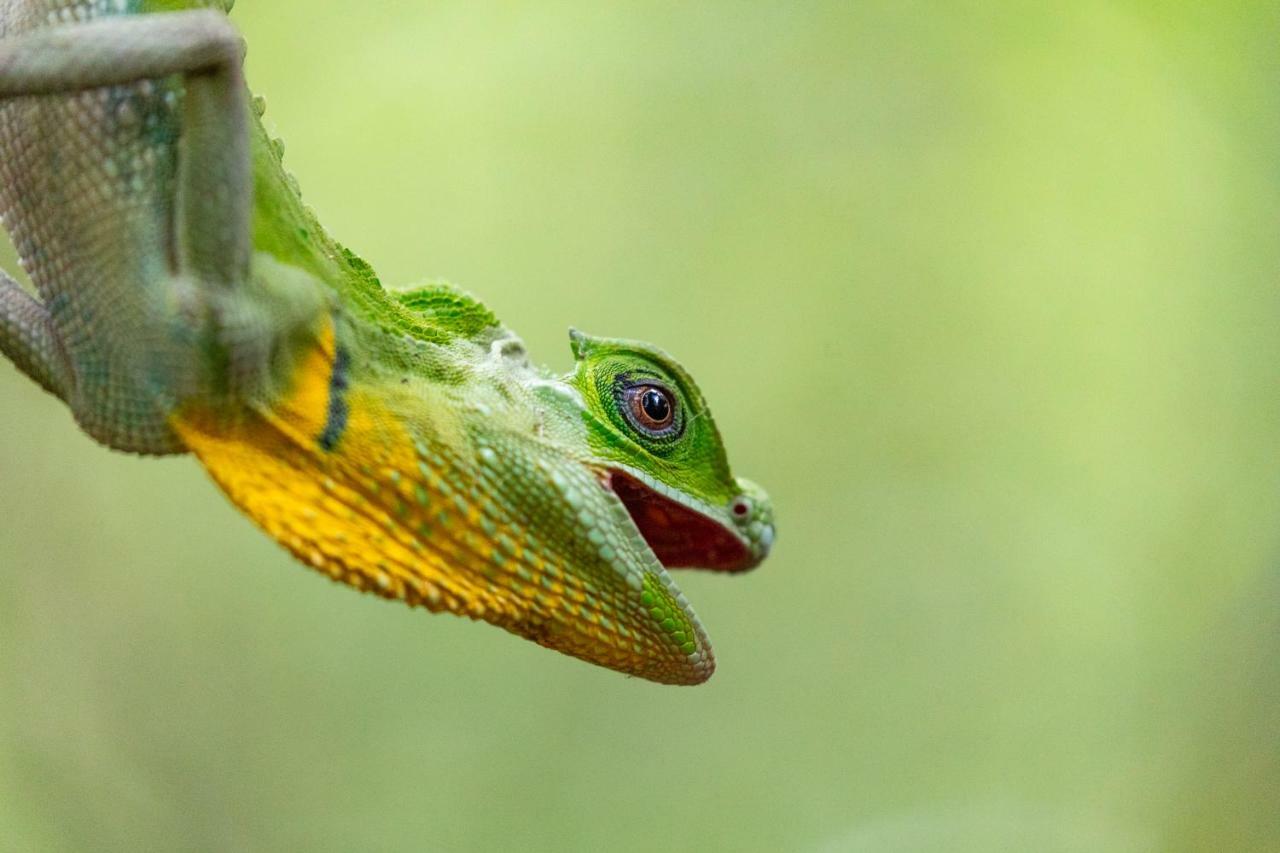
[0,9,253,453]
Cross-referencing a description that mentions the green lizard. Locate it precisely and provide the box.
[0,0,774,685]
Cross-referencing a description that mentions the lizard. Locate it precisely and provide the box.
[0,0,775,685]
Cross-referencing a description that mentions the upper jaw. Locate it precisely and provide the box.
[600,465,772,573]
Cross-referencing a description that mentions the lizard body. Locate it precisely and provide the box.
[0,0,774,684]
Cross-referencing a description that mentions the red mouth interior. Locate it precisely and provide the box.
[608,470,753,573]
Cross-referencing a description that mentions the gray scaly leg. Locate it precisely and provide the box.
[0,268,71,400]
[0,10,252,453]
[0,10,251,287]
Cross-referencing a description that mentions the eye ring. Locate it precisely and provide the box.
[618,381,682,439]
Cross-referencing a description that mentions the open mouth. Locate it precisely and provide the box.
[606,469,755,573]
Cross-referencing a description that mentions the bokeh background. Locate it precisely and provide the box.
[3,2,1279,850]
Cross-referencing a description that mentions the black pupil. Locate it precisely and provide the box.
[641,388,671,423]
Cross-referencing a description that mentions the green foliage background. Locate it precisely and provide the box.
[2,2,1279,850]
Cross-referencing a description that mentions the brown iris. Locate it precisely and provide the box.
[627,385,675,432]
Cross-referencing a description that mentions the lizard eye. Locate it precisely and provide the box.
[620,382,680,438]
[638,387,672,425]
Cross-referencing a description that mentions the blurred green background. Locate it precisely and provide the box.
[3,2,1279,850]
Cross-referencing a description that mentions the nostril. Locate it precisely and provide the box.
[731,499,751,519]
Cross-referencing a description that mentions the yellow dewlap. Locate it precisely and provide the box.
[172,320,510,615]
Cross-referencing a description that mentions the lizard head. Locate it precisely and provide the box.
[566,329,774,574]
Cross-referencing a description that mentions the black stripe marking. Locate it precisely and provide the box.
[318,345,351,451]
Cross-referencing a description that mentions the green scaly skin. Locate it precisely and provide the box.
[0,0,774,684]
